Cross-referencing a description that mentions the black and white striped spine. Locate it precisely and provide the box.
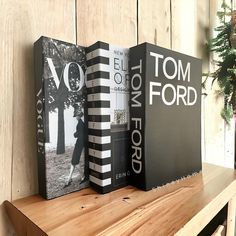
[86,42,112,193]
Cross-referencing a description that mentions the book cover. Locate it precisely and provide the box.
[34,36,89,199]
[129,43,202,190]
[86,41,130,193]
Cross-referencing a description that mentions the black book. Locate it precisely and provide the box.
[34,36,89,199]
[129,43,202,190]
[86,41,130,193]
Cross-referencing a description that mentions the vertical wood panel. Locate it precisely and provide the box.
[171,0,197,56]
[0,1,15,235]
[196,0,210,163]
[0,0,14,202]
[11,0,76,200]
[204,80,225,164]
[202,0,218,164]
[196,0,210,72]
[0,0,76,233]
[76,0,137,47]
[226,194,236,236]
[138,0,171,48]
[204,0,235,168]
[0,0,219,234]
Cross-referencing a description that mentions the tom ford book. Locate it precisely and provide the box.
[86,41,130,193]
[129,43,202,190]
[34,36,89,199]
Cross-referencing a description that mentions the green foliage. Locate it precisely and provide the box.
[221,104,233,124]
[207,0,236,123]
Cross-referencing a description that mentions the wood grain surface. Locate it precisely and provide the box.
[203,0,235,169]
[0,0,232,234]
[138,0,171,48]
[4,164,236,236]
[0,1,17,235]
[171,0,198,56]
[226,194,236,236]
[196,0,210,71]
[211,225,225,236]
[76,0,137,47]
[0,0,76,235]
[10,0,76,201]
[0,0,13,204]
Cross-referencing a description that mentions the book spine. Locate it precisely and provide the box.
[86,42,112,193]
[34,37,47,198]
[129,45,146,189]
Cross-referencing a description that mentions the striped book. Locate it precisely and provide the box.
[86,42,130,193]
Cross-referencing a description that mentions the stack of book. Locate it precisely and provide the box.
[34,36,202,199]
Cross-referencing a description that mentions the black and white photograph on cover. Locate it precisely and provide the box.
[40,37,89,199]
[65,103,87,187]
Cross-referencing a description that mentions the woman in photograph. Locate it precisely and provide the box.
[65,103,85,186]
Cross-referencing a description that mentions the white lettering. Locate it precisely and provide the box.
[131,91,142,107]
[131,118,142,174]
[63,62,84,91]
[131,117,142,130]
[162,84,176,105]
[131,59,142,73]
[47,58,60,88]
[163,57,177,80]
[150,52,164,77]
[132,159,142,174]
[178,60,190,82]
[149,82,161,105]
[187,87,197,106]
[177,85,187,106]
[131,73,142,90]
[131,61,142,108]
[149,82,197,106]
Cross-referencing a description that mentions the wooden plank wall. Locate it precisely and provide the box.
[204,0,235,167]
[203,0,225,165]
[0,0,76,235]
[0,0,225,235]
[77,0,137,47]
[138,0,171,48]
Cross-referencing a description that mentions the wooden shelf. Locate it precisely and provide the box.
[4,163,236,236]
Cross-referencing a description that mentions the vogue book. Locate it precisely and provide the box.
[34,36,89,199]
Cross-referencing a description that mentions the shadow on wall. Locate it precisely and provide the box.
[11,42,38,199]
